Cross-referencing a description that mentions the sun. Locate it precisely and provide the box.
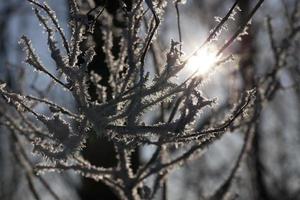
[186,46,218,76]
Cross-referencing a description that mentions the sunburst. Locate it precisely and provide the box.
[186,46,218,76]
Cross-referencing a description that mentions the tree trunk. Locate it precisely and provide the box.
[77,1,138,199]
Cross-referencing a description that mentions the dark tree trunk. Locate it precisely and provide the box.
[78,1,138,200]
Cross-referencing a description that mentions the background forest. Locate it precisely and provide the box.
[0,0,300,200]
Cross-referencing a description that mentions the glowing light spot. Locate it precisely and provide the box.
[186,46,218,76]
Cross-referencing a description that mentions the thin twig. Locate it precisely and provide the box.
[175,2,182,54]
[185,0,240,61]
[217,0,264,56]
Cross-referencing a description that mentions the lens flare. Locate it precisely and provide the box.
[186,46,218,76]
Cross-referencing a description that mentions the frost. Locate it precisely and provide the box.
[0,0,267,199]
